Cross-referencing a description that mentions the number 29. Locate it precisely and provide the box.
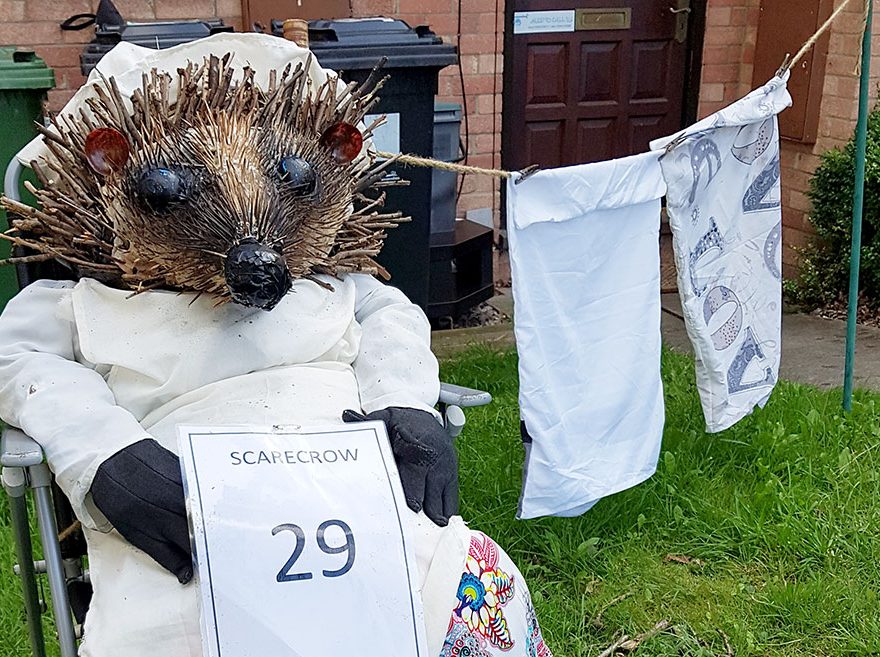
[271,520,356,582]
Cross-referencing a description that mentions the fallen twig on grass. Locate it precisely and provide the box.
[595,632,630,657]
[618,620,671,653]
[718,629,733,657]
[664,554,705,567]
[590,591,634,629]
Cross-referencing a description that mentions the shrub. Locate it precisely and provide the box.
[788,105,880,307]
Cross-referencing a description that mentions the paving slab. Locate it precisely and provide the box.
[434,291,880,391]
[661,292,880,390]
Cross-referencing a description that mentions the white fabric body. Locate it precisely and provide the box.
[507,152,666,519]
[2,33,552,657]
[650,76,792,432]
[0,275,475,657]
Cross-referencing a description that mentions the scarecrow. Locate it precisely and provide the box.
[0,34,551,657]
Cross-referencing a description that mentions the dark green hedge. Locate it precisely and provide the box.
[787,106,880,307]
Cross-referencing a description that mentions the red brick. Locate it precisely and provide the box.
[216,0,243,20]
[706,6,732,27]
[154,0,216,20]
[437,75,458,97]
[0,1,26,22]
[475,93,496,114]
[54,64,85,90]
[458,191,494,212]
[110,0,157,19]
[823,95,858,121]
[466,153,494,169]
[398,0,452,14]
[60,27,92,44]
[36,44,83,69]
[462,74,498,95]
[420,12,457,37]
[459,53,479,74]
[459,0,496,14]
[701,45,734,65]
[46,87,75,111]
[730,7,749,26]
[789,190,812,214]
[351,0,396,16]
[700,82,725,102]
[703,26,748,47]
[477,53,500,74]
[475,11,497,35]
[465,113,498,135]
[823,74,858,100]
[826,53,860,76]
[24,0,92,21]
[0,20,62,45]
[472,132,496,154]
[459,33,496,54]
[702,63,740,83]
[833,10,869,35]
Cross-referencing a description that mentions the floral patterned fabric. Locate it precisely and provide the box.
[440,532,552,657]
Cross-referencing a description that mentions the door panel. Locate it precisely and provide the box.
[525,121,566,165]
[505,0,691,170]
[526,44,570,104]
[579,42,621,104]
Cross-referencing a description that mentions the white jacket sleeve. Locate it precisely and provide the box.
[351,274,441,418]
[0,280,153,530]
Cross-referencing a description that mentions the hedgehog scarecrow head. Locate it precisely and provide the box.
[0,35,405,310]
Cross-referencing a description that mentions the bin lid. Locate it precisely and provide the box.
[0,48,55,90]
[434,102,462,123]
[308,18,457,71]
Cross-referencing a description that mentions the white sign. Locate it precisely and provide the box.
[178,423,428,657]
[364,112,400,155]
[513,10,575,34]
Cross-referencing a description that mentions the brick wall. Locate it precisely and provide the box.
[0,1,502,236]
[697,0,760,117]
[0,1,242,110]
[698,0,879,275]
[351,0,504,221]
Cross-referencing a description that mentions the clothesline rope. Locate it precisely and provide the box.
[785,0,865,71]
[382,1,867,180]
[373,150,515,178]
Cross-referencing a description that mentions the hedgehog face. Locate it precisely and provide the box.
[105,111,356,309]
[1,54,404,309]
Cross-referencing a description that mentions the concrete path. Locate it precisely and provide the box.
[433,291,880,391]
[661,293,880,390]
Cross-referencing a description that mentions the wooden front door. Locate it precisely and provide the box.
[503,0,698,170]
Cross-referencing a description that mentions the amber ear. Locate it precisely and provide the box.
[319,122,363,165]
[84,127,130,176]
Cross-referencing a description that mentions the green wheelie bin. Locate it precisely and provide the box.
[0,47,55,310]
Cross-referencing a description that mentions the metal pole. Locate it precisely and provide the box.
[30,464,78,657]
[843,0,873,411]
[3,467,47,657]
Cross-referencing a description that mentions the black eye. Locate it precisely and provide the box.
[277,156,317,196]
[136,167,191,213]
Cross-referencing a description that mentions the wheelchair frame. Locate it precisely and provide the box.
[1,155,492,657]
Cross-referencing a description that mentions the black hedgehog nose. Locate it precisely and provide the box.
[224,238,292,311]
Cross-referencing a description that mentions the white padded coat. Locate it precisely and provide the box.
[0,275,471,657]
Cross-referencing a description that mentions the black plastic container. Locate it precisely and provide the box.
[308,18,457,310]
[80,19,232,76]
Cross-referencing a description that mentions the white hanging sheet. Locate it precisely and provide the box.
[507,152,667,519]
[650,75,792,433]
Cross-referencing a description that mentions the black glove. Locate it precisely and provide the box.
[90,438,193,584]
[343,407,459,526]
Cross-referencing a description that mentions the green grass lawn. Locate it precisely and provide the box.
[2,347,880,656]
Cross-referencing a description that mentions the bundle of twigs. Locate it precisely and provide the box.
[0,52,406,298]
